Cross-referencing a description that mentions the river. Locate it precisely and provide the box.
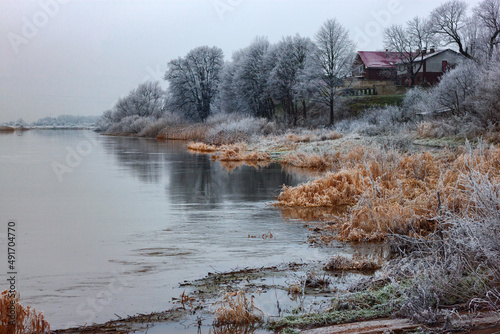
[0,129,349,329]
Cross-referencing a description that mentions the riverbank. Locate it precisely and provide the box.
[48,128,499,333]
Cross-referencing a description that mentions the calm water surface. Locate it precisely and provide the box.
[0,130,344,329]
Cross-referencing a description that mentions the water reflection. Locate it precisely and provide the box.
[101,136,166,183]
[1,130,343,329]
[101,137,307,205]
[167,159,298,205]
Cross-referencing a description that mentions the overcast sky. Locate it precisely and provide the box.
[0,0,482,123]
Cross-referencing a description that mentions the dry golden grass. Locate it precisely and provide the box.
[187,141,217,153]
[214,144,271,162]
[157,123,211,141]
[0,290,50,334]
[285,133,316,143]
[417,121,437,138]
[287,283,302,296]
[277,169,365,207]
[187,141,271,170]
[322,131,343,141]
[280,145,395,171]
[281,152,339,170]
[213,290,263,326]
[276,143,500,242]
[284,131,342,144]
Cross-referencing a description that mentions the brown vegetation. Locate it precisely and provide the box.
[213,290,263,326]
[188,142,271,164]
[215,144,271,162]
[284,131,343,143]
[276,143,500,242]
[0,126,15,132]
[1,290,51,334]
[187,142,217,153]
[281,152,338,170]
[157,123,210,141]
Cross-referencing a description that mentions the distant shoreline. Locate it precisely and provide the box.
[0,126,96,131]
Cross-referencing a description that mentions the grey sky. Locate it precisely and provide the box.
[0,0,481,123]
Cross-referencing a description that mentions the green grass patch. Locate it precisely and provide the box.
[346,94,405,115]
[267,283,406,330]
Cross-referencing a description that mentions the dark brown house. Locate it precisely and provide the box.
[352,51,402,81]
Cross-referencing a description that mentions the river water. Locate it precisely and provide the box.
[0,130,347,329]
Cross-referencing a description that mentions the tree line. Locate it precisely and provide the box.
[99,0,500,131]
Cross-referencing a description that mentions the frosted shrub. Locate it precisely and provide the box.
[433,60,479,116]
[106,116,152,135]
[394,144,500,322]
[139,117,172,137]
[402,87,440,118]
[472,62,500,126]
[335,106,414,136]
[204,113,277,144]
[418,115,484,139]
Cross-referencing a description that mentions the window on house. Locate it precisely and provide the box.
[442,60,448,72]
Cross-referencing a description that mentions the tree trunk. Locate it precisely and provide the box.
[293,102,297,126]
[302,100,307,119]
[329,96,334,126]
[268,98,275,119]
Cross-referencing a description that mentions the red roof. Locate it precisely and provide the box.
[357,51,402,69]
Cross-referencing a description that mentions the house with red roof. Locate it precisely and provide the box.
[352,49,462,89]
[352,50,401,81]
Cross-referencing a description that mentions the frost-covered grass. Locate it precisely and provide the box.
[276,142,500,243]
[105,112,280,144]
[268,282,405,330]
[387,146,500,323]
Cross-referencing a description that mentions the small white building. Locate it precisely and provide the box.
[396,48,462,86]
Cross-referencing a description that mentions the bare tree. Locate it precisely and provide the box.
[430,0,475,59]
[474,0,500,58]
[384,17,435,86]
[309,19,355,126]
[165,46,224,121]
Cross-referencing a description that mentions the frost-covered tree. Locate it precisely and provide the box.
[307,19,355,125]
[97,81,165,132]
[112,81,166,121]
[217,59,246,115]
[222,37,275,118]
[430,0,476,59]
[474,0,500,59]
[268,35,314,125]
[165,46,224,121]
[96,110,113,131]
[384,17,435,85]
